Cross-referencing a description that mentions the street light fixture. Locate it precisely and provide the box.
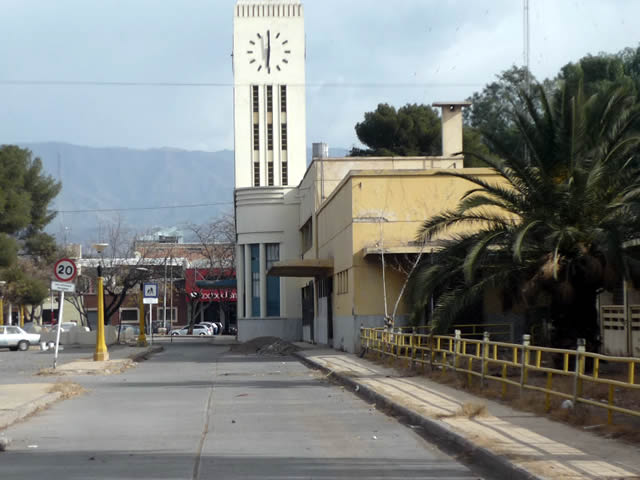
[92,243,109,361]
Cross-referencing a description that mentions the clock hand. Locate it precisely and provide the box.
[267,30,271,71]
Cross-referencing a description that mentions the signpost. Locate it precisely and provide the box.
[51,258,77,369]
[143,282,158,344]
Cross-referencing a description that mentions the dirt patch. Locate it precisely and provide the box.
[48,381,86,400]
[230,337,299,356]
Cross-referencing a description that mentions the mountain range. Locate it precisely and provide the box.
[17,142,347,245]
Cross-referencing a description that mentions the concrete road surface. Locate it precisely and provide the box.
[0,343,482,479]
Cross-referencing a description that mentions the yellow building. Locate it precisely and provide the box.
[267,102,506,352]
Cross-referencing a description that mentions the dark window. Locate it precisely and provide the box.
[251,244,260,316]
[266,86,273,113]
[266,244,280,316]
[268,162,274,186]
[280,85,287,112]
[281,123,287,151]
[300,218,312,252]
[267,123,273,151]
[282,162,288,186]
[253,162,260,186]
[253,124,259,151]
[252,86,259,113]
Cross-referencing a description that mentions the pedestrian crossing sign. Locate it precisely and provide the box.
[143,282,158,299]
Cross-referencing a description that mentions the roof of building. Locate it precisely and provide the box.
[268,258,333,277]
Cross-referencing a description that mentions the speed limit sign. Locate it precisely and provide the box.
[54,258,78,282]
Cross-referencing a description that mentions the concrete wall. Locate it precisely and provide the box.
[41,326,118,346]
[332,314,410,353]
[237,317,302,342]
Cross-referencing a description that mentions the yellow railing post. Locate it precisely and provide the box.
[501,364,508,398]
[481,331,489,388]
[545,372,553,412]
[573,338,586,403]
[608,384,615,425]
[453,330,461,371]
[520,334,531,395]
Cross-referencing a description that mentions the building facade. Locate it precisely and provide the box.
[233,0,307,340]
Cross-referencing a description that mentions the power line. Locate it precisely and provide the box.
[0,79,483,88]
[56,201,233,214]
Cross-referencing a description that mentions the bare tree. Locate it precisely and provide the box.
[183,213,236,330]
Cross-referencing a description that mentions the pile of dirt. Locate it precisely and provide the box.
[231,336,299,356]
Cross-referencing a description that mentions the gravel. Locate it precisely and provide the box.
[230,336,299,356]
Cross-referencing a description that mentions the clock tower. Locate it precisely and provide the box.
[233,0,306,189]
[233,0,307,335]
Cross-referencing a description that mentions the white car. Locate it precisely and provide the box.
[0,326,41,351]
[170,325,211,336]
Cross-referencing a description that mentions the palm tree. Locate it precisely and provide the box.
[407,79,640,349]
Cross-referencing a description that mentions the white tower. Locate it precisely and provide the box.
[233,0,307,188]
[233,0,306,339]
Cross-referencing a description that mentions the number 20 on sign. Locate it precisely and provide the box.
[54,258,77,282]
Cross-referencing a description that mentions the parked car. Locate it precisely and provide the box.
[198,322,217,335]
[169,325,211,336]
[0,326,41,351]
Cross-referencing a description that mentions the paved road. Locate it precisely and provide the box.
[0,344,155,384]
[0,342,481,479]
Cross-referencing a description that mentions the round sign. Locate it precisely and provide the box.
[54,258,77,282]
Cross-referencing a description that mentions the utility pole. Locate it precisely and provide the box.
[523,0,531,164]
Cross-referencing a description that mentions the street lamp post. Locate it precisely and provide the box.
[136,267,149,347]
[93,243,110,361]
[0,281,6,326]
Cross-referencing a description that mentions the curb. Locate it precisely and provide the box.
[294,352,541,480]
[129,345,164,363]
[0,391,62,432]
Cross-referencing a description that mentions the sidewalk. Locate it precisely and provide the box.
[0,344,162,433]
[295,348,640,480]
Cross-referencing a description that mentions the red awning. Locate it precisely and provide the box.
[185,268,237,302]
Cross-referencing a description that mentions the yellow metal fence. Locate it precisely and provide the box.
[361,327,640,425]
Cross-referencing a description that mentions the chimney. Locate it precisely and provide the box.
[312,142,329,159]
[432,101,471,157]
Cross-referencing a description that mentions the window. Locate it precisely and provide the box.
[253,124,259,151]
[300,218,312,252]
[154,307,178,325]
[336,270,349,295]
[252,85,259,113]
[120,308,139,322]
[318,277,332,298]
[267,123,273,151]
[282,161,288,186]
[253,162,260,187]
[280,85,287,113]
[266,244,280,316]
[281,123,287,151]
[251,244,260,316]
[268,162,274,186]
[266,85,273,113]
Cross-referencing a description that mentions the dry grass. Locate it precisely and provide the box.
[436,402,488,419]
[48,381,86,400]
[364,350,640,445]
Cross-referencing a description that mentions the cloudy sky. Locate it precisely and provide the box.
[1,0,639,152]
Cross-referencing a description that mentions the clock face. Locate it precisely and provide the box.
[247,30,291,74]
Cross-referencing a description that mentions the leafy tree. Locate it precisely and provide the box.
[408,80,640,349]
[0,146,61,317]
[350,103,442,156]
[0,146,61,266]
[350,102,490,166]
